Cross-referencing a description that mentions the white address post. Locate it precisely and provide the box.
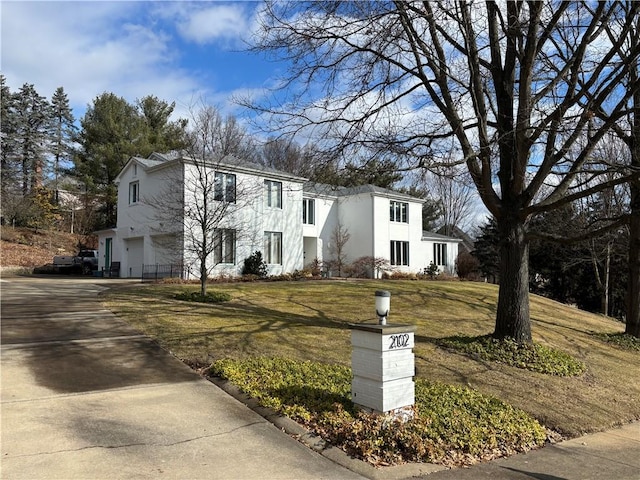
[350,291,416,415]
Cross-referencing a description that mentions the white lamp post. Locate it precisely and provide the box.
[375,290,390,325]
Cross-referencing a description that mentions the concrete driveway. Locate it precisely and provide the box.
[0,276,365,479]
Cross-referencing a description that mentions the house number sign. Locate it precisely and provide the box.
[385,332,414,351]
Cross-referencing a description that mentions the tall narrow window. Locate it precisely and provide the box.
[129,181,139,205]
[264,180,282,208]
[390,201,408,223]
[264,231,283,264]
[214,172,236,203]
[390,240,409,266]
[214,229,236,264]
[434,243,448,266]
[302,198,315,225]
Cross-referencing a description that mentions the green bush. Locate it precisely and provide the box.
[436,335,585,376]
[208,357,546,466]
[594,332,640,351]
[174,291,232,303]
[242,251,268,277]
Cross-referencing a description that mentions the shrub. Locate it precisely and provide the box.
[425,262,439,279]
[174,291,232,303]
[436,335,585,376]
[345,256,390,278]
[242,251,268,277]
[455,251,481,280]
[594,332,640,351]
[208,357,546,467]
[305,258,323,277]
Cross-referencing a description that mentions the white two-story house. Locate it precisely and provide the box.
[96,152,460,279]
[302,183,459,276]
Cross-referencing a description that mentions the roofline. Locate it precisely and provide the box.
[421,231,463,242]
[303,182,425,203]
[117,153,308,184]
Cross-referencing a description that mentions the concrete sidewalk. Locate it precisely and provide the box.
[425,422,640,480]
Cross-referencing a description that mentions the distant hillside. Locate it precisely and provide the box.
[0,227,97,269]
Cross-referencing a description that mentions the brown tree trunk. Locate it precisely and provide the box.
[494,215,532,342]
[627,183,640,337]
[627,24,640,338]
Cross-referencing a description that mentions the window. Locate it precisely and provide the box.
[303,198,315,225]
[434,243,448,266]
[213,229,236,264]
[214,172,236,203]
[264,231,282,264]
[390,201,408,223]
[265,180,282,208]
[129,181,139,205]
[390,240,409,266]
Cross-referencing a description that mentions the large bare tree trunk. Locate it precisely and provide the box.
[626,14,640,338]
[628,197,640,336]
[494,216,532,342]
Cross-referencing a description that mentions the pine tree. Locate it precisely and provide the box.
[1,75,19,204]
[49,87,76,204]
[14,83,50,196]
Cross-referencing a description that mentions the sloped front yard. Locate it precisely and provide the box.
[102,280,640,464]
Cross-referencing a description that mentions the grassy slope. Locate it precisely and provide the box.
[102,280,639,437]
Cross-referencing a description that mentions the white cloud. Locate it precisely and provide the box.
[0,2,253,121]
[176,4,252,45]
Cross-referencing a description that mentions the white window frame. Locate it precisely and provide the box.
[214,228,236,264]
[434,243,448,266]
[390,201,408,223]
[129,181,139,205]
[265,180,282,209]
[303,198,315,225]
[264,231,282,264]
[214,172,236,203]
[390,240,409,266]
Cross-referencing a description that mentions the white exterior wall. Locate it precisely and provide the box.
[110,159,184,278]
[370,195,426,274]
[179,163,304,278]
[303,195,339,265]
[339,194,374,262]
[422,236,460,275]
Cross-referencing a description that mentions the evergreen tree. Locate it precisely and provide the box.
[76,93,147,229]
[14,83,50,196]
[76,92,188,230]
[1,76,19,204]
[49,87,76,203]
[473,218,500,284]
[137,95,188,155]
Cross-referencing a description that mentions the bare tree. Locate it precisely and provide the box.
[149,106,259,296]
[248,1,640,342]
[411,164,477,235]
[328,219,351,277]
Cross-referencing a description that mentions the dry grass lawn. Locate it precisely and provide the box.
[102,279,639,438]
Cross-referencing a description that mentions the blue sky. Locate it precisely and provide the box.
[1,1,277,122]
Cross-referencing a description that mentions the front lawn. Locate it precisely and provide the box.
[102,280,640,463]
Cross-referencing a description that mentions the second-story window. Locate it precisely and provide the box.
[129,181,139,205]
[303,198,315,225]
[214,172,236,203]
[390,201,408,223]
[265,180,282,208]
